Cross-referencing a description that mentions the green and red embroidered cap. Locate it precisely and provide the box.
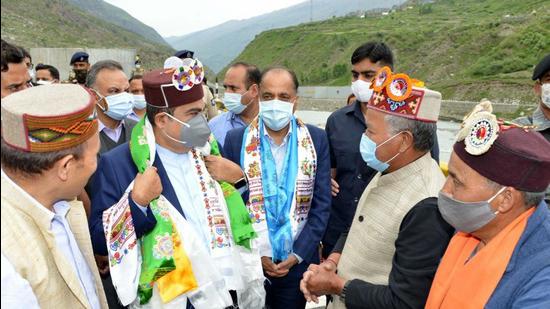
[1,84,98,152]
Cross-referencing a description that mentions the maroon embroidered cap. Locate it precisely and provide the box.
[454,127,550,192]
[143,68,204,108]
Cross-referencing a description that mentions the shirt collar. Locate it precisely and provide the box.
[377,152,432,186]
[229,111,247,125]
[156,143,189,161]
[98,118,124,133]
[532,107,550,131]
[343,101,357,115]
[346,100,366,126]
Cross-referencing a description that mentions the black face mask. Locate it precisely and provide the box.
[74,69,88,84]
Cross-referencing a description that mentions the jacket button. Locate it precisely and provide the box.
[357,174,362,179]
[358,215,364,222]
[354,198,359,203]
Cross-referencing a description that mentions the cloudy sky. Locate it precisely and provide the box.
[105,0,306,37]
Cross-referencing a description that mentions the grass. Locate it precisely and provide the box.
[1,0,174,70]
[223,0,550,105]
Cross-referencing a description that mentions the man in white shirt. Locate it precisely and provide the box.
[1,84,107,308]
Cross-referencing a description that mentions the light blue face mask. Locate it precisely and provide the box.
[133,94,147,110]
[223,91,249,114]
[97,92,134,121]
[260,99,294,131]
[359,132,402,172]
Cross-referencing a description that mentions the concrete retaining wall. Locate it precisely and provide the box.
[30,48,136,82]
[299,86,351,99]
[298,98,520,120]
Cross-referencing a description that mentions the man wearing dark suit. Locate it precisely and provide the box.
[218,67,331,309]
[84,60,140,309]
[89,67,250,308]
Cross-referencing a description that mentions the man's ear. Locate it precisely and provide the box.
[534,81,542,97]
[55,154,76,182]
[292,96,299,113]
[399,131,414,152]
[155,111,169,129]
[495,187,516,214]
[250,84,259,98]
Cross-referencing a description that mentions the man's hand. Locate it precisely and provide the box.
[300,264,321,303]
[131,166,162,206]
[300,262,346,302]
[261,256,289,278]
[95,254,110,277]
[204,155,244,184]
[331,178,340,197]
[277,254,298,271]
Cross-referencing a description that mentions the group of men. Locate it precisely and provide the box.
[1,35,549,309]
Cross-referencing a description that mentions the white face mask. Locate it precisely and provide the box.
[36,80,53,85]
[541,83,550,108]
[28,68,36,81]
[351,80,374,103]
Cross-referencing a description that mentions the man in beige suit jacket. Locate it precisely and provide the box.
[1,84,108,308]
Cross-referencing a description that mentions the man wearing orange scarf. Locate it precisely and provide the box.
[426,101,550,309]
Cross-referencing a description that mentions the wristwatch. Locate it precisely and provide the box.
[340,280,352,303]
[233,176,248,192]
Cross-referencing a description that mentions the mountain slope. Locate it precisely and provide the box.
[229,0,550,104]
[166,0,405,72]
[1,0,174,69]
[67,0,169,46]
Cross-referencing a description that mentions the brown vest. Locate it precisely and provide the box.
[1,175,108,308]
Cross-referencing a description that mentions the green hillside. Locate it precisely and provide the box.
[67,0,169,46]
[1,0,174,69]
[225,0,550,105]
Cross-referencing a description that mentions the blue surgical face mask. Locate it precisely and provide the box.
[133,94,147,110]
[96,92,134,121]
[260,99,294,131]
[359,133,402,172]
[223,91,249,114]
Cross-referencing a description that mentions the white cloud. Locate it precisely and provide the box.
[105,0,306,37]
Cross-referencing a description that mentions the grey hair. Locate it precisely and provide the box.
[485,179,545,208]
[384,114,436,152]
[85,60,124,88]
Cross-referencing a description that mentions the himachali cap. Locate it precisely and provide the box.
[1,84,98,152]
[143,56,205,108]
[367,66,441,122]
[453,100,550,192]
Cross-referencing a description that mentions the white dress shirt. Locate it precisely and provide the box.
[0,171,101,309]
[155,144,213,250]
